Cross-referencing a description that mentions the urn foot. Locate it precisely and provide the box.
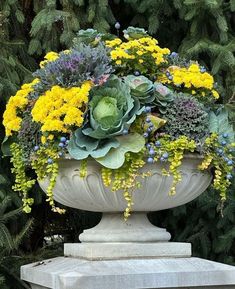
[79,213,171,243]
[65,213,191,260]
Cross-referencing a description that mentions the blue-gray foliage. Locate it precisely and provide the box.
[34,43,113,90]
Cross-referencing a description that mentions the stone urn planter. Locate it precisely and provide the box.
[39,154,212,260]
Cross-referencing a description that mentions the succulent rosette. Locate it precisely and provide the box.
[123,27,148,39]
[124,75,155,104]
[154,82,174,113]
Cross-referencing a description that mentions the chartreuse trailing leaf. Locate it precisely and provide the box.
[95,133,145,169]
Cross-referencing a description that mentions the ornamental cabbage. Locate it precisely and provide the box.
[68,76,145,164]
[82,76,143,139]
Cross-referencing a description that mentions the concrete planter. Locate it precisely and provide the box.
[39,154,212,259]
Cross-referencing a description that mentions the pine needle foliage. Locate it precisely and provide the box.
[0,196,33,289]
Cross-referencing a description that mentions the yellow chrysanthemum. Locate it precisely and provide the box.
[3,78,39,136]
[31,81,92,134]
[39,51,59,68]
[107,36,170,67]
[105,38,122,48]
[158,63,219,99]
[212,89,219,99]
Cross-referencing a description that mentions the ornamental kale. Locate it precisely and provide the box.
[73,29,103,46]
[34,43,113,90]
[163,94,209,142]
[123,27,148,39]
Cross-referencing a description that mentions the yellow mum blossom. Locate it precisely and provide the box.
[136,50,144,56]
[105,38,122,48]
[41,135,47,144]
[40,51,59,68]
[107,36,170,68]
[3,78,39,136]
[158,63,219,99]
[212,89,219,99]
[188,63,200,73]
[47,134,54,140]
[31,81,92,134]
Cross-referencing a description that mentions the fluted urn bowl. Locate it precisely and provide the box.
[39,154,212,260]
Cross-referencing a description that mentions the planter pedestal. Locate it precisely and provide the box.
[21,256,235,289]
[21,213,235,289]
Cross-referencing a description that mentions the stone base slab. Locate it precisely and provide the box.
[64,242,192,260]
[21,257,235,289]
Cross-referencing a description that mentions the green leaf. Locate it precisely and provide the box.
[95,133,145,169]
[225,103,235,130]
[208,108,235,142]
[0,275,5,284]
[15,9,25,23]
[1,136,17,157]
[143,114,166,133]
[68,129,119,160]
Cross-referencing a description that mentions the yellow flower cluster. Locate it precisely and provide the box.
[3,78,39,136]
[39,51,59,68]
[31,81,92,135]
[106,36,170,66]
[159,63,219,99]
[105,38,122,48]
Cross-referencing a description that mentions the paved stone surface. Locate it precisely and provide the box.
[21,257,235,289]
